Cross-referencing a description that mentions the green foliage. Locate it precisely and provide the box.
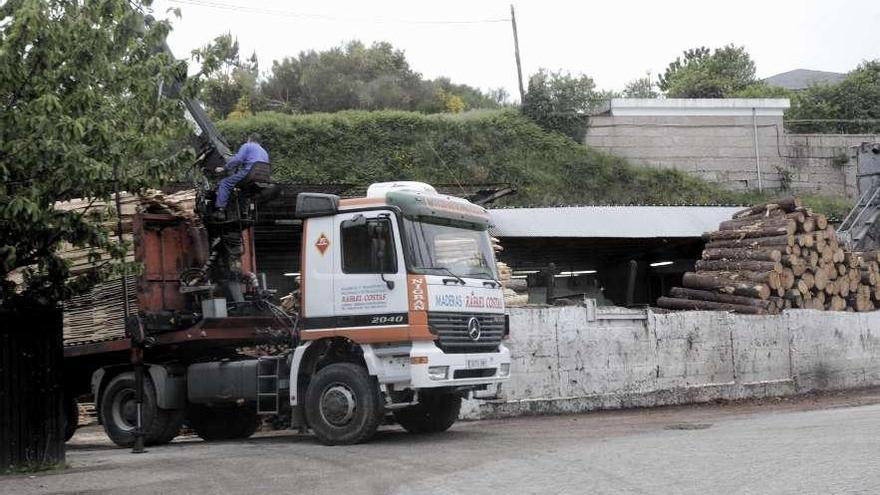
[659,45,757,98]
[786,60,880,133]
[1,461,69,475]
[622,75,659,98]
[259,41,504,114]
[198,34,259,119]
[775,166,793,191]
[218,110,745,207]
[0,0,210,309]
[831,149,850,168]
[521,69,610,141]
[729,82,796,99]
[799,194,855,221]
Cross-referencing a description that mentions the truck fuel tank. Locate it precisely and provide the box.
[187,360,258,405]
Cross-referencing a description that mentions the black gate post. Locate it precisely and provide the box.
[0,308,65,471]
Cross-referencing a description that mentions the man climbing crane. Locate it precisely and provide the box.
[213,133,270,220]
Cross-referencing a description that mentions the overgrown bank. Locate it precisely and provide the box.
[218,110,851,214]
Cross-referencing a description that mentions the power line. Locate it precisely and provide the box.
[166,0,510,25]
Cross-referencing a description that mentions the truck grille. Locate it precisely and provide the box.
[427,313,504,354]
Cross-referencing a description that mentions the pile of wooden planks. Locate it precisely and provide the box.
[658,197,880,314]
[63,277,137,345]
[497,261,528,307]
[56,189,197,276]
[60,189,198,346]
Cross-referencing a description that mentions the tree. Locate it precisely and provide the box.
[1,0,217,471]
[658,45,757,98]
[522,69,605,141]
[0,0,223,309]
[199,34,259,119]
[622,74,659,98]
[260,40,501,114]
[729,82,795,99]
[786,60,880,133]
[261,56,303,112]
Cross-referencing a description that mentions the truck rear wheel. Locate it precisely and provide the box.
[393,392,461,434]
[99,372,181,447]
[305,363,383,446]
[188,406,258,441]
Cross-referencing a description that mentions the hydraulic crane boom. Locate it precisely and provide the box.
[148,21,232,174]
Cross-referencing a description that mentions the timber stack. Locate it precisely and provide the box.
[60,189,198,345]
[658,197,880,314]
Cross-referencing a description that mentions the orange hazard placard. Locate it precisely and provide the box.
[315,233,330,255]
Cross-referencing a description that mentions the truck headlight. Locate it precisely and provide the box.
[427,366,449,380]
[499,363,510,377]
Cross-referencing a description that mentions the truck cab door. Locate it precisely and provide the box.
[331,210,408,330]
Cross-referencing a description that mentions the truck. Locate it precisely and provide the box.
[60,27,509,445]
[63,181,510,446]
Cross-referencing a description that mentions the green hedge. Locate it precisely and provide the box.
[217,110,747,206]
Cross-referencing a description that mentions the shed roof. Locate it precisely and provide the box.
[489,206,741,238]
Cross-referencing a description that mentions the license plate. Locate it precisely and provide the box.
[467,358,489,369]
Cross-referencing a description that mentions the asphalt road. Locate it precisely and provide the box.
[5,391,880,495]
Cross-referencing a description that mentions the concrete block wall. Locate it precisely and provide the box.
[465,306,880,419]
[782,134,879,198]
[585,115,880,198]
[587,115,785,192]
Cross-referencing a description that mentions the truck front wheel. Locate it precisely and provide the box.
[305,363,383,445]
[393,392,461,434]
[188,406,258,441]
[99,372,182,447]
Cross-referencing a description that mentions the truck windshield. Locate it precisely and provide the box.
[402,218,498,280]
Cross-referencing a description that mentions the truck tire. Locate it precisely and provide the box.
[305,363,383,446]
[393,392,461,434]
[188,406,258,441]
[153,409,186,444]
[99,372,179,447]
[63,396,79,442]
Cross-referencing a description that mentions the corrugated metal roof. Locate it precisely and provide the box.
[489,206,741,238]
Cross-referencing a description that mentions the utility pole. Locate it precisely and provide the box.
[510,4,525,103]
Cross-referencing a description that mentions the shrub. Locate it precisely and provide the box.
[219,110,746,207]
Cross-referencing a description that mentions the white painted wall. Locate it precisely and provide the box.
[608,98,790,117]
[463,306,880,419]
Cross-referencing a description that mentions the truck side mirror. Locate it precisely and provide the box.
[369,220,394,290]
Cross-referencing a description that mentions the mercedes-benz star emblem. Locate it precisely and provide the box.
[467,317,481,341]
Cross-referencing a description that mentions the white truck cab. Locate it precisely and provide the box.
[289,181,510,444]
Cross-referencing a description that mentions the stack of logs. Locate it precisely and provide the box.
[658,197,880,314]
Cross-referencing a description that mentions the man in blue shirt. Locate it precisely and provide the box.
[213,133,270,218]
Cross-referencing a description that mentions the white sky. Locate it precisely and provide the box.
[152,0,880,102]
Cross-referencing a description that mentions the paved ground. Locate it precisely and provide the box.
[4,390,880,495]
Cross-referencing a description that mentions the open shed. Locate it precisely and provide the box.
[489,205,741,306]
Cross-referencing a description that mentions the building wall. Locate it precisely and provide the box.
[782,134,878,198]
[585,114,880,198]
[462,305,880,419]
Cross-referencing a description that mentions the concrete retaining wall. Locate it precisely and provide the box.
[584,115,879,197]
[464,305,880,419]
